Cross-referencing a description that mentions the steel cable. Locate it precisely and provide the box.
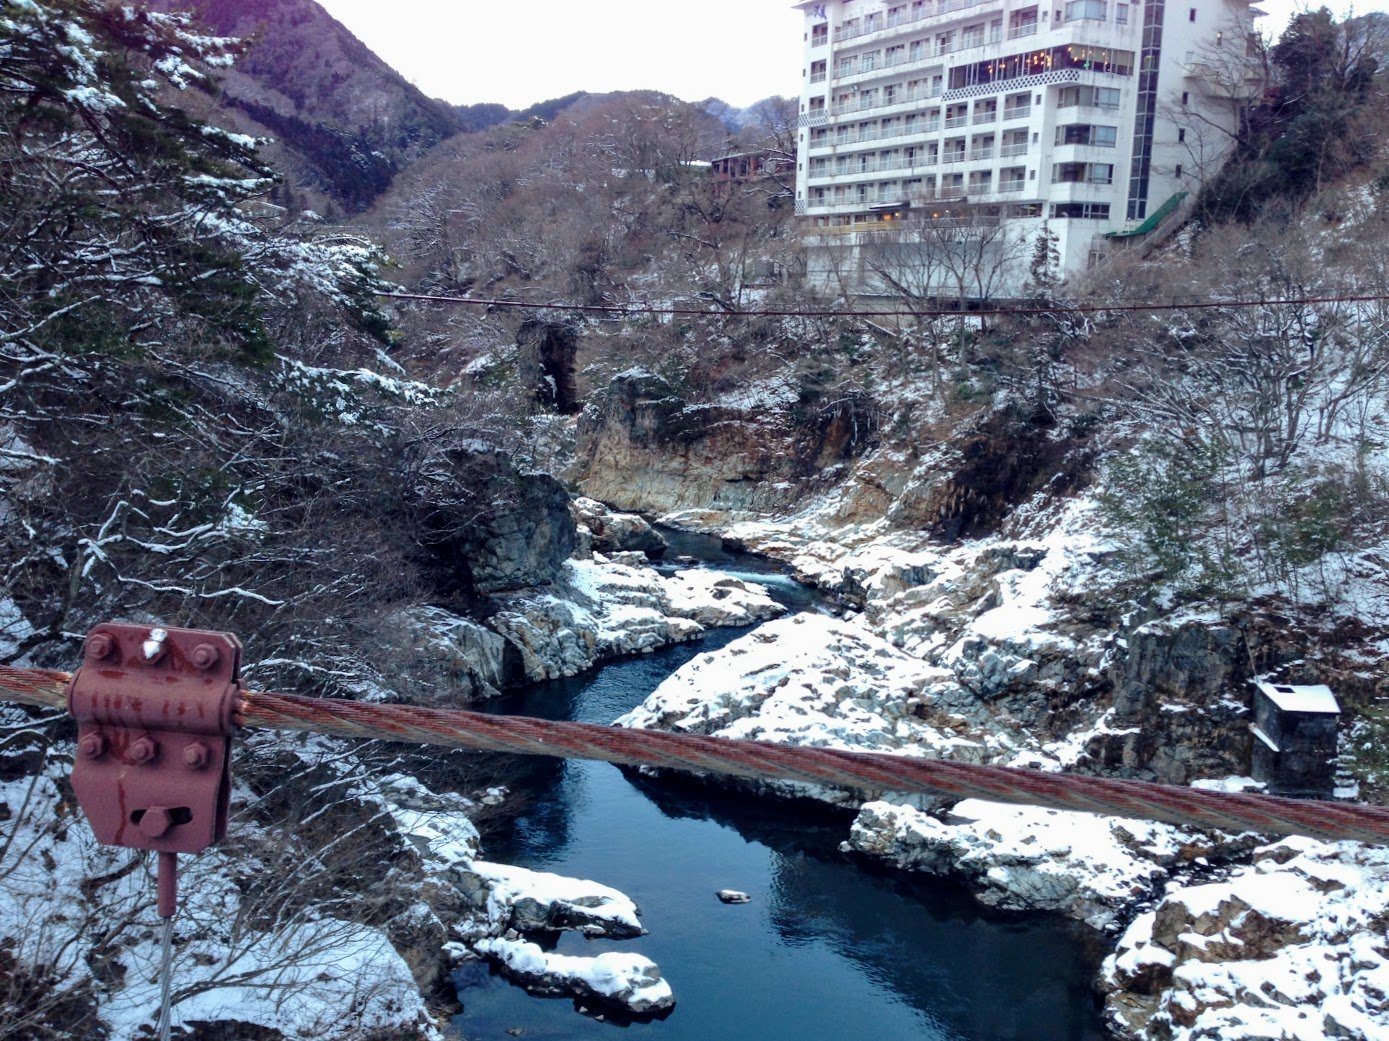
[3,664,1386,845]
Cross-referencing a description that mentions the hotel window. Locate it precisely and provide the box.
[1064,0,1107,21]
[1116,4,1129,22]
[1056,124,1118,146]
[1051,202,1111,219]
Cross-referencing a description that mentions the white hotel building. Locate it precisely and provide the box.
[793,0,1259,298]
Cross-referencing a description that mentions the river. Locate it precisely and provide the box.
[452,531,1110,1041]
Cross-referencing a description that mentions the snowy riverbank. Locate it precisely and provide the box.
[611,502,1389,1039]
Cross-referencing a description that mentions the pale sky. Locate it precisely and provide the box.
[315,0,806,110]
[314,0,1382,112]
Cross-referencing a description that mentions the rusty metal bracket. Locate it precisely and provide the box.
[67,624,241,857]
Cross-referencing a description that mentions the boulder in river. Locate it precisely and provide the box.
[473,938,675,1016]
[463,861,647,939]
[572,496,668,558]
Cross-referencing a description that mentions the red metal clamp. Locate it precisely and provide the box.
[67,623,242,916]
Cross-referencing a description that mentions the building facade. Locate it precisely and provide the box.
[793,0,1259,299]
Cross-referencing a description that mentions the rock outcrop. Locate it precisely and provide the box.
[488,557,784,682]
[459,862,646,939]
[572,496,668,558]
[414,448,577,597]
[846,798,1257,933]
[616,612,1034,807]
[576,370,871,516]
[1101,837,1389,1040]
[1092,612,1254,785]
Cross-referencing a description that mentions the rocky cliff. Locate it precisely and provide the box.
[576,370,875,516]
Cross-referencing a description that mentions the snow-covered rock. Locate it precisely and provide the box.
[571,496,668,558]
[846,798,1244,931]
[617,612,1035,806]
[461,862,646,939]
[1101,837,1389,1040]
[389,606,511,702]
[489,557,783,681]
[472,938,675,1015]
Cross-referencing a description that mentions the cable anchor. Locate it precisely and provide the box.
[66,624,243,1038]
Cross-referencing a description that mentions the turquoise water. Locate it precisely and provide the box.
[452,537,1108,1041]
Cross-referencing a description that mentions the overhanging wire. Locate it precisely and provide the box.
[375,288,1389,321]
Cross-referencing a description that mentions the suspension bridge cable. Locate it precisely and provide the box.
[376,288,1389,321]
[3,663,1387,846]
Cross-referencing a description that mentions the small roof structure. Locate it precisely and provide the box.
[1255,681,1340,716]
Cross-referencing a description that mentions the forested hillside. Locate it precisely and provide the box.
[151,0,465,210]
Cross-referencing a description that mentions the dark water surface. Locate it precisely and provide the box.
[452,533,1108,1041]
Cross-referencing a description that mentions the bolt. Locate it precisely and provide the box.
[79,733,107,759]
[85,633,115,662]
[137,806,174,839]
[183,742,210,770]
[141,628,168,663]
[129,737,158,764]
[191,643,220,671]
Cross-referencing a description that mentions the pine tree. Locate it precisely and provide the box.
[1026,222,1060,300]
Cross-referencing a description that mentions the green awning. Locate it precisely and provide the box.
[1105,191,1189,239]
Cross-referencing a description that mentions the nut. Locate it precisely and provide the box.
[79,733,107,759]
[128,737,158,764]
[191,643,220,671]
[183,742,210,770]
[85,633,115,661]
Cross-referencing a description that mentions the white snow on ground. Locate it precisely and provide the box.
[472,938,674,1014]
[1103,837,1389,1040]
[663,499,1121,716]
[0,754,440,1041]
